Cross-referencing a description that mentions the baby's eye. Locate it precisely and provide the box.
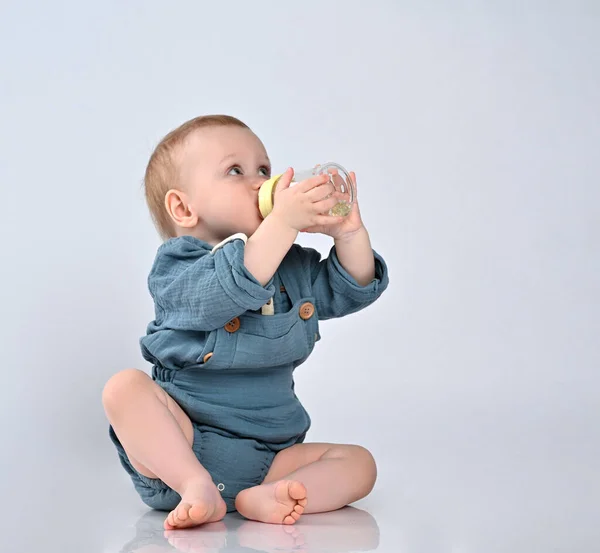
[227,166,243,176]
[259,167,271,177]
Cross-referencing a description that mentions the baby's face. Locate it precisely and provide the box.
[178,125,272,244]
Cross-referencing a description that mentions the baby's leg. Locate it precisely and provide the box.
[102,368,226,529]
[235,443,376,524]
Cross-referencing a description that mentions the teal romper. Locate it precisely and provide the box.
[109,234,389,511]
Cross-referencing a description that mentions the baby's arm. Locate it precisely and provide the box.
[150,238,276,331]
[244,212,298,286]
[333,226,375,286]
[299,234,389,320]
[150,214,300,333]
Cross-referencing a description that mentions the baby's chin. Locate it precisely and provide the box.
[242,216,264,237]
[212,212,263,241]
[245,223,262,238]
[220,222,262,241]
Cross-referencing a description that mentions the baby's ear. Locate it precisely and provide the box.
[164,189,198,229]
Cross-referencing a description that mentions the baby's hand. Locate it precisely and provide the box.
[269,168,345,232]
[300,170,365,240]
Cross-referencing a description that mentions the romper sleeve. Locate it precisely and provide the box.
[300,244,389,320]
[149,235,275,331]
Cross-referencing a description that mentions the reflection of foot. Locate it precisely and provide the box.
[163,520,228,553]
[295,506,381,552]
[164,480,227,530]
[235,480,308,525]
[237,506,380,553]
[238,520,306,553]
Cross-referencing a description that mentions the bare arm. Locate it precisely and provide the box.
[334,226,376,286]
[244,213,298,286]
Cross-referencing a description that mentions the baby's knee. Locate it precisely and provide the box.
[353,445,376,468]
[349,445,377,486]
[102,368,149,411]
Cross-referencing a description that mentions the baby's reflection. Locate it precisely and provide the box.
[119,506,380,553]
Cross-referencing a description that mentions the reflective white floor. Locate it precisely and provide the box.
[5,397,597,553]
[109,506,380,553]
[96,453,597,553]
[102,465,600,553]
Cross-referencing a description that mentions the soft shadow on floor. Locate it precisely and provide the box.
[118,505,381,553]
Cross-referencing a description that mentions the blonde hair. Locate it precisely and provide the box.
[144,114,250,240]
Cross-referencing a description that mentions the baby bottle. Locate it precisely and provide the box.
[258,162,355,219]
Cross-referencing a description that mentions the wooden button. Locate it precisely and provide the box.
[224,317,241,333]
[280,285,286,292]
[299,302,315,320]
[203,352,213,363]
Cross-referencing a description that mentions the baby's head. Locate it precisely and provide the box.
[144,115,272,244]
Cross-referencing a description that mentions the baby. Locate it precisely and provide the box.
[102,115,389,530]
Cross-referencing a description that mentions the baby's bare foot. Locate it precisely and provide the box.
[164,479,227,530]
[235,480,308,525]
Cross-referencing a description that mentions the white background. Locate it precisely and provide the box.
[1,2,598,552]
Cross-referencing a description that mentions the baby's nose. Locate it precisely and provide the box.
[251,177,266,190]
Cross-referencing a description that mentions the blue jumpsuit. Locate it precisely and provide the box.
[109,234,389,511]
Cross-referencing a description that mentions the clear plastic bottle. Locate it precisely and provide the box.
[258,162,355,219]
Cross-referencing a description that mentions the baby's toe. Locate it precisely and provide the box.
[176,503,191,522]
[290,510,301,521]
[164,503,191,529]
[164,511,177,530]
[288,482,307,501]
[283,514,296,525]
[188,503,210,523]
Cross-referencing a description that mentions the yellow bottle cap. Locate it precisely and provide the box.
[258,174,283,218]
